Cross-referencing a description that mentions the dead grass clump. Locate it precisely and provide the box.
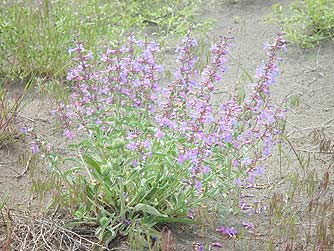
[0,209,111,251]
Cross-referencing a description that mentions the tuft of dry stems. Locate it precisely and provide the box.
[161,226,176,251]
[0,209,115,251]
[310,129,334,154]
[310,129,334,168]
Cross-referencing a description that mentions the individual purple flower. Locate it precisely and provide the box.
[125,219,131,226]
[96,118,102,125]
[248,172,255,185]
[46,143,52,152]
[216,225,238,237]
[210,242,223,248]
[255,205,268,214]
[30,141,39,155]
[254,166,264,176]
[64,129,74,140]
[126,142,137,151]
[178,153,188,164]
[154,129,164,139]
[240,201,251,210]
[136,39,144,47]
[187,209,195,219]
[242,222,256,230]
[86,107,94,116]
[131,160,138,167]
[202,165,210,174]
[143,139,151,149]
[258,108,275,125]
[263,139,274,158]
[194,180,202,191]
[143,151,152,161]
[20,127,28,134]
[196,243,204,251]
[241,156,252,167]
[234,178,243,186]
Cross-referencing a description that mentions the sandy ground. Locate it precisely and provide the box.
[1,0,334,250]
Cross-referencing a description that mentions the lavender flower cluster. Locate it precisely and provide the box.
[56,31,286,192]
[58,35,162,139]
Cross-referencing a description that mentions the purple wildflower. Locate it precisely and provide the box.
[194,180,202,190]
[216,225,238,237]
[64,129,74,140]
[178,153,188,164]
[187,209,195,219]
[240,201,247,210]
[196,243,204,251]
[20,127,28,134]
[154,129,164,139]
[242,222,256,230]
[126,142,137,151]
[96,118,102,125]
[131,160,138,167]
[143,139,151,149]
[234,178,243,186]
[210,242,223,248]
[46,143,52,152]
[254,166,264,176]
[55,32,287,232]
[30,141,39,155]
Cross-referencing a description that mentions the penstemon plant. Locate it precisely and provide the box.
[49,31,286,248]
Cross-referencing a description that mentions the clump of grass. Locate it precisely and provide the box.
[268,168,334,250]
[273,0,334,47]
[264,128,334,250]
[0,75,34,148]
[0,210,111,250]
[0,0,210,78]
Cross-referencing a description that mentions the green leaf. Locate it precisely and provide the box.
[63,167,82,176]
[150,216,196,224]
[134,203,167,217]
[83,155,102,176]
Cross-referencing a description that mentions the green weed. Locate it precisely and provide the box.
[0,75,34,148]
[273,0,334,47]
[265,131,334,250]
[288,94,301,109]
[0,0,210,78]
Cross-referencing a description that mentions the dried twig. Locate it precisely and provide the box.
[15,155,33,178]
[4,209,12,251]
[0,210,113,251]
